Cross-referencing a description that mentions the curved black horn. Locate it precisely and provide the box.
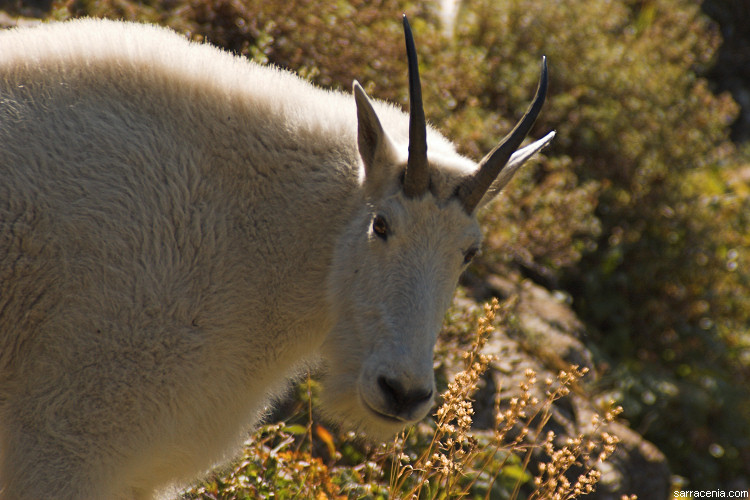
[457,57,549,213]
[402,15,430,198]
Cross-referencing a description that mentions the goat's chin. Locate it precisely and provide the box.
[317,379,412,442]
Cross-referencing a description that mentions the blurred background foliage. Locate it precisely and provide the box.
[4,0,750,490]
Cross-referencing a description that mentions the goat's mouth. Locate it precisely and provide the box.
[359,392,409,424]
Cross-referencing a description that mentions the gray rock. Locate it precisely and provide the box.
[455,273,671,499]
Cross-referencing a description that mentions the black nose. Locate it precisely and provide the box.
[377,375,433,418]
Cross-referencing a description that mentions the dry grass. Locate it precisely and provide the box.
[386,299,627,499]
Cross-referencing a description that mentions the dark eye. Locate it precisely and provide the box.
[463,247,479,264]
[372,215,389,240]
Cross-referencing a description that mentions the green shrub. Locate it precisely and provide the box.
[452,0,748,485]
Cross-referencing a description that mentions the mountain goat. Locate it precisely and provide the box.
[0,15,553,499]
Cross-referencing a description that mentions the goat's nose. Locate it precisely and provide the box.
[377,375,433,418]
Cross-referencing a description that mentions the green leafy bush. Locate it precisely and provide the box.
[451,0,748,485]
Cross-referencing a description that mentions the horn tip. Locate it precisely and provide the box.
[537,56,549,102]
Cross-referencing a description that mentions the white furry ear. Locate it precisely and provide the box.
[353,81,398,194]
[477,131,556,208]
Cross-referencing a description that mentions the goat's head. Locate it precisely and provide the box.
[321,16,554,439]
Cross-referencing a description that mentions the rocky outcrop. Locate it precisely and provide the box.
[459,272,671,499]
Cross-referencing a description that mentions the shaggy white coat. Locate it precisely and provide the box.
[0,18,552,499]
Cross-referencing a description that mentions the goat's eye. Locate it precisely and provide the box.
[463,247,479,264]
[372,215,389,240]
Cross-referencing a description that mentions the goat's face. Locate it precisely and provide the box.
[322,176,482,438]
[320,16,551,439]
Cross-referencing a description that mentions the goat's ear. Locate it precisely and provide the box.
[475,131,556,208]
[354,81,398,193]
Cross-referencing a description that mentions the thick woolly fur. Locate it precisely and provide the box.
[0,18,551,499]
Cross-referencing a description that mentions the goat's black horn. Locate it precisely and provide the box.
[402,15,430,198]
[456,56,548,212]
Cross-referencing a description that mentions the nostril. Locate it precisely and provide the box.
[377,375,433,417]
[378,375,401,404]
[419,387,434,402]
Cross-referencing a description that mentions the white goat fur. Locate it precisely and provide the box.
[0,18,553,499]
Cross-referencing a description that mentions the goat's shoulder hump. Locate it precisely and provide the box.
[1,19,362,137]
[0,18,465,168]
[0,18,291,90]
